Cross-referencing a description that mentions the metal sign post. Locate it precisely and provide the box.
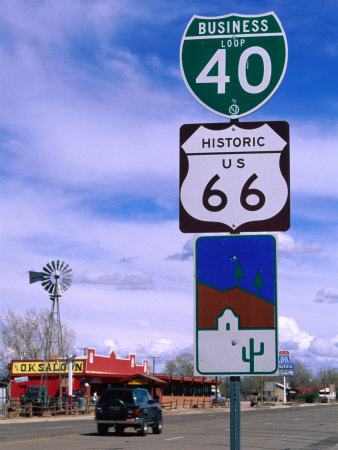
[230,376,241,449]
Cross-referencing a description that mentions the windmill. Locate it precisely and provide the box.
[29,261,73,404]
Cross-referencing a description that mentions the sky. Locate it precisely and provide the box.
[0,0,337,376]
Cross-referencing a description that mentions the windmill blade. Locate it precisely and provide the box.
[46,262,53,273]
[62,268,73,276]
[47,283,55,294]
[42,281,53,292]
[41,279,52,288]
[29,271,45,284]
[62,275,72,282]
[43,265,52,274]
[63,273,73,279]
[56,260,61,270]
[59,261,66,271]
[51,261,57,270]
[63,276,73,283]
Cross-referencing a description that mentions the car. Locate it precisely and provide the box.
[95,387,162,436]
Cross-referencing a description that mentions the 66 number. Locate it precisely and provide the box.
[202,173,265,212]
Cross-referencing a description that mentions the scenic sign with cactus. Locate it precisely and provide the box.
[194,234,278,375]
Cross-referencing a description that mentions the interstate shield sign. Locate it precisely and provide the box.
[180,12,288,119]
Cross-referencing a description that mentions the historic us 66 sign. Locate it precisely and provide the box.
[180,12,288,119]
[180,121,290,233]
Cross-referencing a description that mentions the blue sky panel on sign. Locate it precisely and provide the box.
[196,235,276,303]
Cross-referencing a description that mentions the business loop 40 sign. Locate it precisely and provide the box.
[180,12,288,119]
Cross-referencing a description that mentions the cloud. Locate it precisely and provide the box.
[307,336,338,358]
[278,233,322,255]
[166,239,193,261]
[119,256,143,264]
[292,124,338,199]
[76,269,154,290]
[96,336,193,368]
[314,287,338,304]
[278,316,314,352]
[278,316,338,371]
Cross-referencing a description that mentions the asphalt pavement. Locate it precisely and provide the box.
[0,402,337,449]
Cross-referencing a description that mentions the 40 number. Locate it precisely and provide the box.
[196,47,272,94]
[202,173,266,212]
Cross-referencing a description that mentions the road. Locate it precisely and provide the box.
[0,404,337,449]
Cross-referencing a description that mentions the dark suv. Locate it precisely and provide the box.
[95,388,162,436]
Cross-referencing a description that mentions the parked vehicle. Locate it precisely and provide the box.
[19,386,54,405]
[95,387,162,436]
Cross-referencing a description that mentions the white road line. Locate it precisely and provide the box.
[292,418,300,421]
[165,436,184,441]
[264,423,273,425]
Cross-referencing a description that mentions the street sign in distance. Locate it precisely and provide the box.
[180,121,290,233]
[194,234,278,376]
[278,354,290,363]
[180,12,288,119]
[279,363,295,370]
[279,370,294,377]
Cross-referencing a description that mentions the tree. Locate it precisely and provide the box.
[254,270,264,296]
[318,369,338,389]
[234,261,244,287]
[289,359,313,389]
[0,308,76,368]
[164,352,194,377]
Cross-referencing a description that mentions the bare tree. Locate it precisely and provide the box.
[318,369,338,389]
[289,359,313,388]
[164,360,177,376]
[0,308,76,368]
[164,352,194,377]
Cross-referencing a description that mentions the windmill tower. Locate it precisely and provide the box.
[29,261,73,404]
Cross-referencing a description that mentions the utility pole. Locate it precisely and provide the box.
[78,347,88,356]
[148,356,160,375]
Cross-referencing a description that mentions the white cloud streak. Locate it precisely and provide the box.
[77,270,155,290]
[278,233,322,255]
[314,287,338,304]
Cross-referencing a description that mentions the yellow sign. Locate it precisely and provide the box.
[12,360,84,375]
[128,379,148,386]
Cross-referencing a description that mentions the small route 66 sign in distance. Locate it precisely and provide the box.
[179,121,290,233]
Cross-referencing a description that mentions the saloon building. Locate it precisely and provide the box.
[10,348,214,405]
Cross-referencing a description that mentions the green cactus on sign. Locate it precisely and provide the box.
[242,338,264,373]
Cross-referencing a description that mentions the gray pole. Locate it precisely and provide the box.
[148,356,160,375]
[230,376,241,450]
